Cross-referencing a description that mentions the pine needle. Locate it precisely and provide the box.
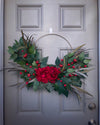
[71,85,93,97]
[73,44,86,53]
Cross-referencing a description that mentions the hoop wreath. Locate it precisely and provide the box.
[7,31,92,99]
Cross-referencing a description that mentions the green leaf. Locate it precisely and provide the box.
[61,77,71,83]
[28,45,35,54]
[33,79,39,91]
[83,59,91,64]
[67,68,75,73]
[41,57,48,67]
[8,46,14,55]
[54,81,69,97]
[68,57,74,63]
[10,54,17,60]
[68,52,74,57]
[79,52,85,61]
[32,61,37,67]
[55,57,60,66]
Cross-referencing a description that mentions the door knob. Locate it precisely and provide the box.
[88,119,96,125]
[88,103,96,110]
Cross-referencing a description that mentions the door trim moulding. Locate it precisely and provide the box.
[0,0,4,125]
[98,0,100,125]
[0,0,100,125]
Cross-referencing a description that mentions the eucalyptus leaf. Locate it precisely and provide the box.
[32,61,37,67]
[79,52,85,61]
[46,83,54,92]
[67,68,75,73]
[83,59,91,64]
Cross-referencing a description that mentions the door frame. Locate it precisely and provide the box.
[0,0,100,125]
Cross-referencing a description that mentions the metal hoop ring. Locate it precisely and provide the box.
[36,33,72,49]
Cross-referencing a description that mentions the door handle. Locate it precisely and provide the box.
[88,119,96,125]
[88,103,96,110]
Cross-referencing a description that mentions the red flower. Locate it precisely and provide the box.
[35,66,61,83]
[29,66,32,68]
[60,80,62,82]
[23,53,27,58]
[61,59,63,61]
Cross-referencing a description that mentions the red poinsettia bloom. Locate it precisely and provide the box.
[35,66,61,83]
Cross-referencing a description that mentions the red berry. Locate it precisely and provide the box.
[36,61,39,64]
[63,75,66,77]
[68,74,72,77]
[74,74,77,76]
[59,64,63,68]
[29,66,32,68]
[38,64,40,67]
[24,70,27,72]
[71,62,73,64]
[84,65,87,68]
[34,68,37,71]
[33,73,35,76]
[67,63,70,66]
[60,80,63,82]
[72,66,75,69]
[19,72,22,75]
[26,81,28,85]
[79,66,81,68]
[29,78,32,80]
[21,50,24,52]
[73,59,77,62]
[27,74,31,77]
[61,59,63,61]
[57,78,60,80]
[26,63,28,66]
[58,68,60,70]
[23,53,27,58]
[64,84,67,87]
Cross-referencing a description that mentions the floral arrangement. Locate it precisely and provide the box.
[7,31,92,99]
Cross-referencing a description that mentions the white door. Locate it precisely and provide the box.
[5,0,98,125]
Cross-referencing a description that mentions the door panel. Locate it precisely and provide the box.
[5,0,98,125]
